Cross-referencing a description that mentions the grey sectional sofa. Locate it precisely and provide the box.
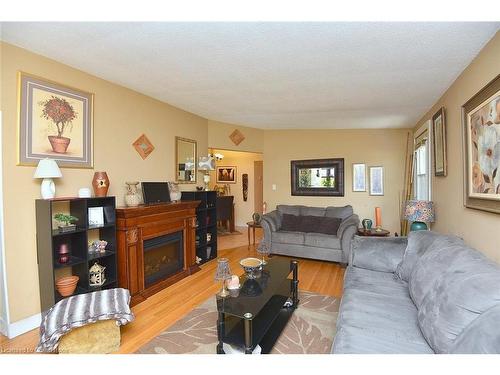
[332,231,500,354]
[261,205,359,263]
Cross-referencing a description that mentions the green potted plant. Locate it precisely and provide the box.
[54,213,79,232]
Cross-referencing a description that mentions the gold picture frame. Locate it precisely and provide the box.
[463,74,500,213]
[17,72,94,168]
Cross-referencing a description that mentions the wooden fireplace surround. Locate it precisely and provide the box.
[116,201,200,306]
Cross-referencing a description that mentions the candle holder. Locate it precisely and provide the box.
[215,258,232,297]
[257,241,270,265]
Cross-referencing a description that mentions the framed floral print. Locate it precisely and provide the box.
[216,166,237,183]
[18,72,94,168]
[432,107,447,177]
[463,74,500,214]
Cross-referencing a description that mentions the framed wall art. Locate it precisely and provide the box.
[369,166,384,196]
[432,107,447,176]
[17,72,94,168]
[216,166,237,183]
[463,74,500,214]
[352,163,367,192]
[290,158,345,197]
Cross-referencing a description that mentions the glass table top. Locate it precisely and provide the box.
[216,257,293,320]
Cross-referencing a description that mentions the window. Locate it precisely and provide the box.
[413,122,431,201]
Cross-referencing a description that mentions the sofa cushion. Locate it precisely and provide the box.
[395,231,463,282]
[300,215,325,233]
[449,304,500,354]
[272,230,305,245]
[332,267,433,354]
[301,206,326,217]
[318,217,342,235]
[325,205,353,220]
[416,246,500,353]
[304,233,340,249]
[408,235,471,310]
[351,236,407,273]
[277,205,304,217]
[281,214,301,231]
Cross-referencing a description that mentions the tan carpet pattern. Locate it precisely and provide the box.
[136,291,339,354]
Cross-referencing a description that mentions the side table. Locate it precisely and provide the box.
[356,228,390,237]
[247,221,262,246]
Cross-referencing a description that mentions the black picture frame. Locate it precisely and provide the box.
[290,158,344,196]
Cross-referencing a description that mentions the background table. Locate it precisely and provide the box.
[357,228,390,237]
[247,221,262,245]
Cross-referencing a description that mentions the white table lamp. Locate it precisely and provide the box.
[33,158,62,199]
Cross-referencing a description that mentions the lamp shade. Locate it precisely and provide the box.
[33,158,62,179]
[404,200,435,223]
[198,156,215,171]
[214,258,231,281]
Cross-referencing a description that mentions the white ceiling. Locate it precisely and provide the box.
[1,22,498,129]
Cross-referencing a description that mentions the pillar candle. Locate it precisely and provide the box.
[375,207,382,227]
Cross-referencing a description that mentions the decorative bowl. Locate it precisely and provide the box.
[239,257,263,279]
[55,276,79,297]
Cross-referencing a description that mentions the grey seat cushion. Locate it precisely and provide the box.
[415,246,500,353]
[351,236,407,273]
[272,230,305,245]
[304,233,340,249]
[333,267,433,354]
[277,205,304,216]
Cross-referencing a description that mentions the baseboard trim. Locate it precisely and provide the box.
[6,313,41,339]
[0,316,7,337]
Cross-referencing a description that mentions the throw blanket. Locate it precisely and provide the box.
[36,288,134,352]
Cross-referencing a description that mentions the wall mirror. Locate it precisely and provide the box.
[291,158,344,196]
[175,137,197,183]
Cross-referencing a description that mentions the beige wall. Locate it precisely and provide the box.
[210,149,263,227]
[412,32,500,262]
[263,129,410,234]
[208,120,265,153]
[0,42,208,322]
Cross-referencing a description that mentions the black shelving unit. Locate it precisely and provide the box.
[181,190,218,265]
[35,197,118,312]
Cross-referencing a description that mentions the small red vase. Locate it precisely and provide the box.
[92,172,110,197]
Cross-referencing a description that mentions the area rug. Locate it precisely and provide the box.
[136,291,339,354]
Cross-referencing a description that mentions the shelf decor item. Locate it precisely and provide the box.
[240,257,263,279]
[374,207,382,232]
[89,262,106,287]
[215,258,232,297]
[88,207,105,226]
[92,172,110,197]
[54,213,79,232]
[404,200,435,231]
[33,158,62,199]
[17,72,94,168]
[168,182,182,202]
[58,243,70,264]
[125,181,141,207]
[55,275,79,297]
[256,241,270,266]
[78,187,92,198]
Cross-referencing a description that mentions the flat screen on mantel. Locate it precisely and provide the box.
[142,182,170,205]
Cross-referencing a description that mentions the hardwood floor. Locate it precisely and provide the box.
[0,242,345,354]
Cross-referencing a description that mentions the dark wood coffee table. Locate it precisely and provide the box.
[357,228,390,237]
[216,257,299,354]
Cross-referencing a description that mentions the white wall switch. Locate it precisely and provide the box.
[272,184,277,191]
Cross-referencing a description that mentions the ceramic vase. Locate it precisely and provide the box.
[362,219,373,230]
[92,172,109,197]
[125,181,141,207]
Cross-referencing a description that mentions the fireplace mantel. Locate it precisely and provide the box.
[116,201,200,306]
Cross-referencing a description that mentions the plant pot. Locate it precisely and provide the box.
[58,224,76,233]
[55,276,79,297]
[48,136,71,154]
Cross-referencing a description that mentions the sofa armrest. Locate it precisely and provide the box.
[261,210,281,247]
[336,214,359,263]
[350,235,408,273]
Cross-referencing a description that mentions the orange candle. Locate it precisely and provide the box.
[375,207,382,227]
